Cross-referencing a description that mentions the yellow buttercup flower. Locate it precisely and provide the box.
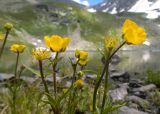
[122,19,147,45]
[78,59,88,66]
[44,35,70,52]
[0,32,4,40]
[75,79,84,89]
[4,22,13,30]
[32,47,51,60]
[75,49,88,60]
[10,44,26,53]
[105,36,119,49]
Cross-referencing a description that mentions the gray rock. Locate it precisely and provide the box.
[45,75,61,83]
[21,76,38,84]
[133,84,156,92]
[83,74,97,80]
[119,106,149,114]
[109,86,128,102]
[126,96,149,110]
[0,73,13,81]
[110,72,130,82]
[129,79,144,88]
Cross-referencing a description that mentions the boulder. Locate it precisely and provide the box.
[119,106,149,114]
[126,96,149,110]
[133,84,156,92]
[109,86,128,102]
[110,72,130,82]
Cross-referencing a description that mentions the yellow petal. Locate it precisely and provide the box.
[75,49,80,59]
[50,35,63,52]
[61,37,70,52]
[75,79,84,88]
[79,51,88,60]
[44,36,51,48]
[78,59,88,66]
[10,44,26,53]
[122,19,147,45]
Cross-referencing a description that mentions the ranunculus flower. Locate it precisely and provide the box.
[32,47,50,60]
[122,19,147,45]
[44,35,70,52]
[10,44,26,53]
[105,36,119,49]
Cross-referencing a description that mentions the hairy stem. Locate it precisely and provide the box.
[0,30,10,59]
[52,52,59,96]
[93,41,126,111]
[14,52,19,80]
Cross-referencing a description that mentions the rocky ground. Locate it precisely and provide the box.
[0,56,159,114]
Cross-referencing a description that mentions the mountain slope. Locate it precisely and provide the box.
[0,0,160,73]
[94,0,160,19]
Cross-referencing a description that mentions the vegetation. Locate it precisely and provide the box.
[0,18,147,114]
[146,69,160,87]
[0,1,160,114]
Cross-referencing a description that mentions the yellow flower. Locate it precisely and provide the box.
[78,59,88,66]
[44,35,70,52]
[105,36,119,49]
[122,19,147,44]
[0,32,4,40]
[75,79,84,89]
[10,44,26,53]
[4,22,13,30]
[32,47,51,60]
[75,49,88,60]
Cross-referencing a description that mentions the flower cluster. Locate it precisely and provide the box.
[75,49,88,66]
[32,47,51,60]
[105,36,119,49]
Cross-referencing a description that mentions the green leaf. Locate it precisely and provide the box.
[23,64,41,77]
[82,70,98,75]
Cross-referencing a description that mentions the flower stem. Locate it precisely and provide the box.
[68,59,79,113]
[38,60,49,94]
[101,55,110,113]
[14,52,19,80]
[52,52,59,96]
[39,60,57,113]
[92,41,126,111]
[71,59,79,86]
[0,30,10,59]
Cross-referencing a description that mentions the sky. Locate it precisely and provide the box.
[72,0,103,6]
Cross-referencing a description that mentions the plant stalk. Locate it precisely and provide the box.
[52,52,59,96]
[93,41,126,111]
[39,60,57,113]
[39,60,49,93]
[14,52,19,80]
[101,56,110,113]
[0,30,10,59]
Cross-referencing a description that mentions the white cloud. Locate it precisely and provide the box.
[72,0,90,6]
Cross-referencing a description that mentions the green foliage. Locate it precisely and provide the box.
[0,81,47,114]
[150,90,160,107]
[146,69,160,87]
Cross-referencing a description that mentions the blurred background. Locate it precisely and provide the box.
[0,0,160,77]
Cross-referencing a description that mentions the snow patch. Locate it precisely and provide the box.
[102,8,109,12]
[87,8,97,13]
[101,3,106,7]
[129,0,160,19]
[110,7,117,14]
